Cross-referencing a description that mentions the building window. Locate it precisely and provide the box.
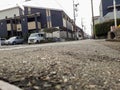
[5,16,7,19]
[1,22,3,25]
[23,18,25,21]
[28,7,31,14]
[14,14,16,17]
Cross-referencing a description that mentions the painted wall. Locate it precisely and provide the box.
[24,7,65,28]
[104,11,120,21]
[101,0,120,16]
[20,16,28,37]
[50,10,63,27]
[24,7,47,28]
[0,7,23,20]
[0,20,7,38]
[19,8,24,15]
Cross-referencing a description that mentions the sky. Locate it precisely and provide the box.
[0,0,101,35]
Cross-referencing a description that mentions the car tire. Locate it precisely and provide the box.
[36,40,39,44]
[12,42,16,45]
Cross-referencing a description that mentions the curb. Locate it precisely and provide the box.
[0,80,22,90]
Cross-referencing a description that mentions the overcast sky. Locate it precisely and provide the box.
[0,0,101,35]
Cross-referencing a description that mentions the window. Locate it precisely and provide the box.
[28,7,31,14]
[14,14,16,17]
[1,22,3,25]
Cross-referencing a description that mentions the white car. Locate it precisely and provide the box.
[28,33,45,44]
[5,36,24,45]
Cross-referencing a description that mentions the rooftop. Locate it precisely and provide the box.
[0,4,24,12]
[23,0,63,11]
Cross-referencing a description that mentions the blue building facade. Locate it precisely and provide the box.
[0,20,7,38]
[101,0,120,16]
[0,5,83,39]
[24,6,69,29]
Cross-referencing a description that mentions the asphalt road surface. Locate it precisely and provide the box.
[0,39,120,90]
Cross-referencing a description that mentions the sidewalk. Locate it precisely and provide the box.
[0,80,22,90]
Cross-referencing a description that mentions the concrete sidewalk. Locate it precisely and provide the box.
[0,80,22,90]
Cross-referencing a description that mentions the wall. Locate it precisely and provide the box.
[0,20,8,38]
[0,7,22,20]
[66,20,73,30]
[53,31,60,38]
[24,7,47,28]
[21,16,28,37]
[60,31,67,38]
[104,11,120,20]
[101,0,120,16]
[50,10,63,27]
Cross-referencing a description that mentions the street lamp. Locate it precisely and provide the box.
[113,0,117,27]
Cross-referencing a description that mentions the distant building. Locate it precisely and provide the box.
[0,5,24,38]
[0,1,83,39]
[92,0,120,39]
[0,5,24,20]
[95,0,120,24]
[100,0,120,17]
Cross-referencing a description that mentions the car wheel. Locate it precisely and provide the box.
[12,42,16,45]
[36,40,39,44]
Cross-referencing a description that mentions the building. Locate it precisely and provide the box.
[0,1,83,39]
[0,5,24,38]
[93,16,101,24]
[98,0,120,23]
[100,0,120,17]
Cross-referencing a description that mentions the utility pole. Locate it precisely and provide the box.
[113,0,117,27]
[73,0,76,29]
[25,0,31,2]
[73,0,79,39]
[91,0,95,39]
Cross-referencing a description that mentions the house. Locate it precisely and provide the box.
[0,0,83,39]
[97,0,120,23]
[23,4,74,39]
[92,0,120,38]
[0,5,24,38]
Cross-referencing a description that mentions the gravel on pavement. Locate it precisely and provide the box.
[0,40,120,90]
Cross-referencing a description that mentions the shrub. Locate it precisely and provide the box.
[94,19,120,37]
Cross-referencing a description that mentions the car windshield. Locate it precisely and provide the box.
[8,37,16,41]
[30,33,38,37]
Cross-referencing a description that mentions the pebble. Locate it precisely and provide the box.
[0,40,120,90]
[43,82,52,87]
[55,85,62,90]
[33,86,40,90]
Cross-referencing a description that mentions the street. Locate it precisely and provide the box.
[0,40,120,90]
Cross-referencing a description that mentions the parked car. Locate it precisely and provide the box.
[5,36,24,45]
[0,38,6,45]
[28,32,45,44]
